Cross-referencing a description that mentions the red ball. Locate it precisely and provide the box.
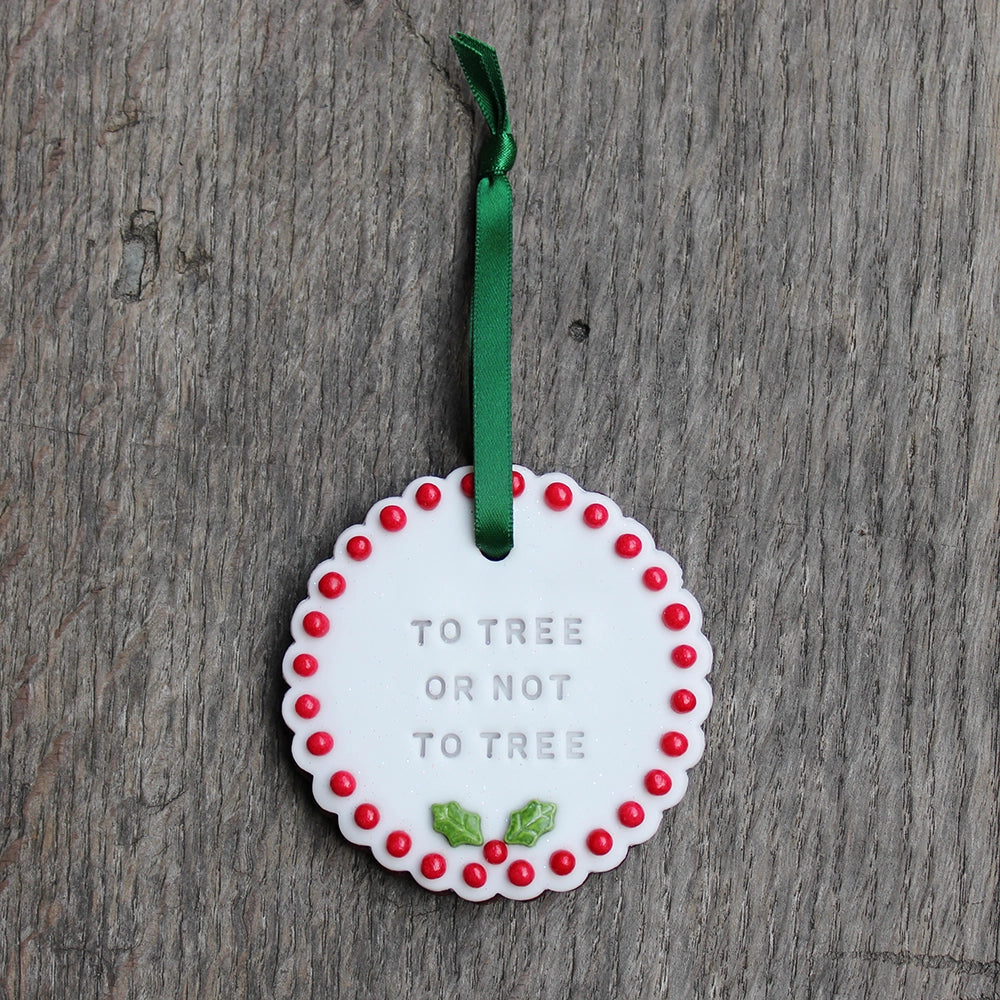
[586,829,613,856]
[421,853,446,879]
[330,770,356,796]
[615,533,642,558]
[346,536,372,561]
[544,482,573,510]
[644,769,672,795]
[549,850,576,876]
[661,603,691,630]
[618,801,645,828]
[643,567,668,590]
[671,689,697,713]
[305,731,333,756]
[318,571,346,599]
[671,644,697,668]
[354,803,379,830]
[292,653,318,677]
[386,831,411,857]
[660,731,689,757]
[507,860,534,887]
[379,505,406,531]
[483,840,508,865]
[583,503,608,528]
[415,482,442,509]
[463,863,487,888]
[302,611,329,638]
[512,471,525,497]
[460,473,474,497]
[294,694,320,719]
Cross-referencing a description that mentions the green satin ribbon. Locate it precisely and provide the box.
[451,33,516,560]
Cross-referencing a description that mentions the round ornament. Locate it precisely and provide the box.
[283,466,712,900]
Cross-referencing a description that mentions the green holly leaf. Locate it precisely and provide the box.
[431,801,484,847]
[503,800,557,847]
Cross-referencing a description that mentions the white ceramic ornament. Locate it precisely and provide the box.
[283,466,712,901]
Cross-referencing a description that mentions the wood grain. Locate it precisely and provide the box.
[2,1,999,997]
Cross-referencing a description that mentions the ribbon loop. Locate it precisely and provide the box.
[451,32,510,136]
[451,33,516,560]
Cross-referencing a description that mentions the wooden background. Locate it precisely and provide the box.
[2,1,999,998]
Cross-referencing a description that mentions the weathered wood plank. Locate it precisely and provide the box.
[2,1,999,997]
